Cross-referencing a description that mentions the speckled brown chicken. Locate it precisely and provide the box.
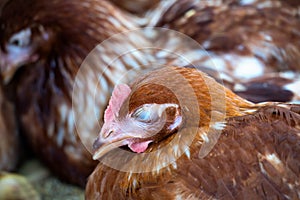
[0,0,155,186]
[149,0,300,102]
[86,66,300,199]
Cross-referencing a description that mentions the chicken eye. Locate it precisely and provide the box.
[10,38,22,46]
[131,108,152,122]
[8,28,31,47]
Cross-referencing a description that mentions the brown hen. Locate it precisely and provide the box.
[87,66,300,199]
[0,0,154,186]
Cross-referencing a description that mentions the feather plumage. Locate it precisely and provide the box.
[149,0,300,102]
[0,82,19,171]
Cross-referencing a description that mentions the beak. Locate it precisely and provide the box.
[0,48,38,84]
[92,131,131,160]
[0,65,19,84]
[0,50,17,84]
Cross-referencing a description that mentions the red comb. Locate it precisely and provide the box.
[104,84,131,123]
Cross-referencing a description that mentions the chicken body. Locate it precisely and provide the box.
[87,67,300,199]
[154,0,300,73]
[148,0,300,102]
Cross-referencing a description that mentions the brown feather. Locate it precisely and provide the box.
[110,0,160,15]
[0,81,19,171]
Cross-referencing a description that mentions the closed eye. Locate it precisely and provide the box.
[131,108,152,123]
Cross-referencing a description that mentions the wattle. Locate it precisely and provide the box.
[128,140,152,153]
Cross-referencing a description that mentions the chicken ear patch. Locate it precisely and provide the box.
[104,84,131,123]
